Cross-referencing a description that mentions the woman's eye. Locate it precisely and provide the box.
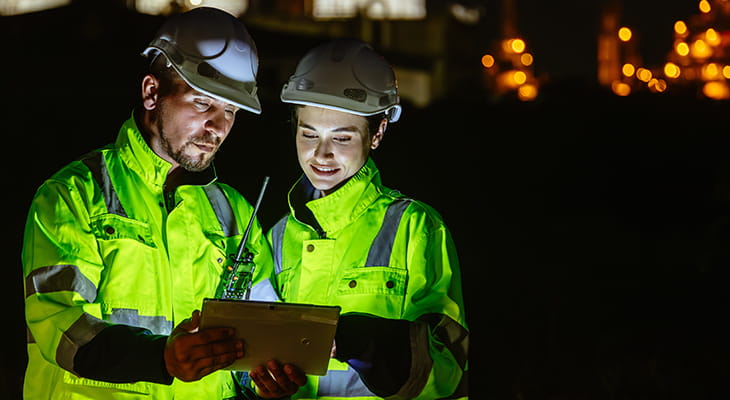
[334,136,351,143]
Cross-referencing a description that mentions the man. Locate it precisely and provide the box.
[22,7,303,399]
[254,39,469,399]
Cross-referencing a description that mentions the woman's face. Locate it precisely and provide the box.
[295,106,383,196]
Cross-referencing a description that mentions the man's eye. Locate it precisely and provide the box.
[195,100,210,108]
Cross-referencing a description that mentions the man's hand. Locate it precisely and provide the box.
[164,310,244,382]
[249,359,307,398]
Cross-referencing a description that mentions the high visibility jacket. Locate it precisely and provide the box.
[22,114,277,399]
[268,158,469,399]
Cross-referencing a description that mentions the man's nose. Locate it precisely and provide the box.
[205,108,228,137]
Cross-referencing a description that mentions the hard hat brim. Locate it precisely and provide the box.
[144,45,262,115]
[280,89,400,122]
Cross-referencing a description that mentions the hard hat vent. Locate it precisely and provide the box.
[296,78,314,91]
[344,88,367,102]
[197,62,221,79]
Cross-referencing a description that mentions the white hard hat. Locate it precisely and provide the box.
[281,39,401,122]
[142,7,261,114]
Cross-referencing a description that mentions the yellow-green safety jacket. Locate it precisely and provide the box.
[22,114,278,399]
[268,158,469,399]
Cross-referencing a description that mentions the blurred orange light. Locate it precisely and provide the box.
[703,81,730,99]
[676,41,690,56]
[699,0,711,13]
[706,28,721,46]
[636,68,652,82]
[513,71,527,85]
[691,39,713,59]
[723,65,730,79]
[702,63,721,80]
[481,54,495,68]
[664,62,681,79]
[506,38,526,54]
[611,81,631,96]
[618,27,632,42]
[520,53,533,66]
[648,78,667,93]
[674,20,688,36]
[498,70,520,89]
[518,84,538,101]
[622,63,635,77]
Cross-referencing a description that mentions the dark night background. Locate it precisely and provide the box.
[3,1,730,399]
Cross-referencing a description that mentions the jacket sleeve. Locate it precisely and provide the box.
[334,203,469,399]
[22,177,171,383]
[394,205,469,399]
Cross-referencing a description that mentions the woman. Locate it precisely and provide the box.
[250,39,469,400]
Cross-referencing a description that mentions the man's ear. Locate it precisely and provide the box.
[370,119,387,150]
[142,74,160,111]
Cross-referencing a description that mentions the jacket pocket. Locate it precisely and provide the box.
[336,266,407,318]
[90,214,155,248]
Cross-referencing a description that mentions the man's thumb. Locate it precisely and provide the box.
[177,310,201,334]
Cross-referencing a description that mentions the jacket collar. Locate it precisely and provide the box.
[116,112,217,189]
[289,157,383,234]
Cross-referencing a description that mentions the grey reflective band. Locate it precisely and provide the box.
[434,315,469,370]
[82,151,128,218]
[365,198,412,267]
[109,308,173,335]
[204,183,239,237]
[25,264,98,303]
[272,198,411,275]
[271,215,288,274]
[317,368,374,397]
[395,322,433,399]
[83,151,238,236]
[27,325,35,344]
[57,313,109,374]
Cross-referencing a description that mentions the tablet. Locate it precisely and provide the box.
[199,298,341,375]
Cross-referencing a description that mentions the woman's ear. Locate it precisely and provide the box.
[370,119,387,150]
[142,74,160,111]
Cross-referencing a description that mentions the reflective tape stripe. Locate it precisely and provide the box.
[272,199,411,275]
[25,265,97,303]
[317,368,374,397]
[249,279,281,302]
[365,198,412,267]
[420,314,469,370]
[82,151,128,218]
[27,325,35,343]
[271,215,287,275]
[435,316,469,370]
[57,313,109,374]
[109,308,173,335]
[204,183,239,237]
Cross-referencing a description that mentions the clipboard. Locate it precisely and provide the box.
[199,298,341,375]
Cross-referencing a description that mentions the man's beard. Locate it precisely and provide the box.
[156,108,219,172]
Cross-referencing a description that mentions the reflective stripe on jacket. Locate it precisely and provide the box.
[268,158,469,399]
[22,114,277,399]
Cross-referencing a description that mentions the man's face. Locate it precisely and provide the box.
[295,106,380,196]
[150,78,238,172]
